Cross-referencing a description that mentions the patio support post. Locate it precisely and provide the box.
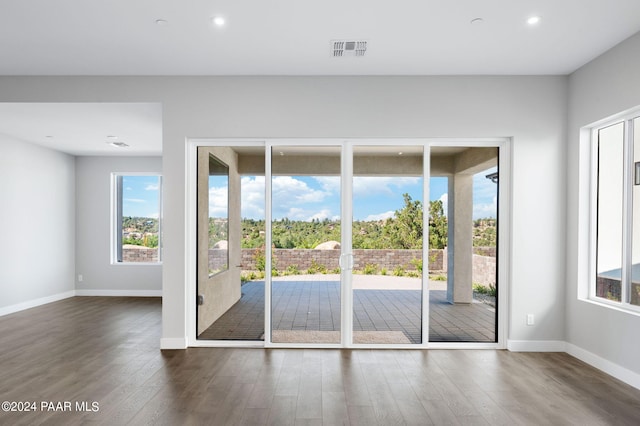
[447,172,473,304]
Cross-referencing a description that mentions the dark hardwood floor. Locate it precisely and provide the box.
[1,297,639,425]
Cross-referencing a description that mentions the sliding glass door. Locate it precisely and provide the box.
[269,145,343,344]
[195,140,504,347]
[428,146,499,342]
[351,145,425,345]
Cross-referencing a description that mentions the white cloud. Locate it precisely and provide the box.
[364,211,395,221]
[145,184,159,191]
[241,176,266,219]
[209,185,228,217]
[308,209,336,221]
[473,195,497,219]
[284,207,307,220]
[313,176,340,192]
[439,193,448,215]
[473,167,498,198]
[353,176,421,197]
[240,176,339,221]
[272,176,331,204]
[271,176,337,220]
[125,198,146,203]
[473,167,498,219]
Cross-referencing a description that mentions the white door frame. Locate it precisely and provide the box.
[185,138,510,349]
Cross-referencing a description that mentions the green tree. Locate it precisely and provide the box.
[237,195,455,251]
[144,234,159,248]
[429,200,448,249]
[385,193,423,249]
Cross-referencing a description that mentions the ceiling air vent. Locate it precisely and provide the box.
[332,40,367,57]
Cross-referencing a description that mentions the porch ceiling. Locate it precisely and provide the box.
[234,145,497,177]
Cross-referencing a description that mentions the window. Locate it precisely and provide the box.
[112,173,162,264]
[592,113,640,309]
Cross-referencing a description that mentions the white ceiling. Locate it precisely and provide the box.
[0,103,162,156]
[1,0,640,156]
[1,0,639,76]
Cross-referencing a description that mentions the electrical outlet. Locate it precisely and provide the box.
[78,274,83,282]
[527,314,535,326]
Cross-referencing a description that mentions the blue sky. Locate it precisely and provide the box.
[208,167,498,221]
[122,175,161,218]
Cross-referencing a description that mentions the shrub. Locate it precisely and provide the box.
[487,284,497,297]
[410,258,423,273]
[253,246,277,272]
[143,234,159,248]
[253,247,266,272]
[473,283,497,297]
[241,271,259,282]
[380,268,388,276]
[431,274,447,281]
[123,236,143,246]
[393,265,406,276]
[307,260,328,275]
[286,264,300,275]
[363,263,378,275]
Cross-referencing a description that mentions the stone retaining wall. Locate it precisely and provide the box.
[123,246,495,285]
[595,276,640,305]
[122,246,159,263]
[472,254,497,286]
[237,248,437,272]
[230,247,495,285]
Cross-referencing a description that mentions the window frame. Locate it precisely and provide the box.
[589,111,640,313]
[110,172,163,265]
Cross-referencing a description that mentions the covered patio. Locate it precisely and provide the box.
[198,275,496,343]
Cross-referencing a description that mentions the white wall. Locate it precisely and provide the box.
[75,156,162,295]
[0,76,568,348]
[0,136,75,313]
[567,31,640,379]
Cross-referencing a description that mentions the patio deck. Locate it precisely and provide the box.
[198,275,496,343]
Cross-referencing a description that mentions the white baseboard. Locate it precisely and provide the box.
[507,339,567,352]
[74,289,162,297]
[566,343,640,390]
[0,289,162,317]
[0,290,76,317]
[160,337,188,350]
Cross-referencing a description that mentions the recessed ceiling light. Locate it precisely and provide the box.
[527,16,541,25]
[470,18,484,25]
[155,19,168,26]
[212,16,225,26]
[45,135,53,138]
[107,141,129,148]
[107,135,118,139]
